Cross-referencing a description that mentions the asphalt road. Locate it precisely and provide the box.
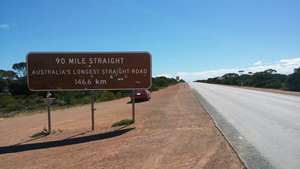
[191,82,300,169]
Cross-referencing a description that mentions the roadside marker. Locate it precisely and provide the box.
[45,91,54,134]
[131,90,136,123]
[91,92,96,130]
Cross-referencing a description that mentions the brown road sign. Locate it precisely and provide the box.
[27,52,152,91]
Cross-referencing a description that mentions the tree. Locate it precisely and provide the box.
[12,62,26,78]
[0,70,17,80]
[287,67,300,91]
[8,78,30,95]
[221,73,239,85]
[198,69,288,89]
[264,69,277,74]
[250,70,286,89]
[0,79,7,92]
[238,70,245,75]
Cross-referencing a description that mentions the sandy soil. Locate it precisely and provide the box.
[0,84,244,169]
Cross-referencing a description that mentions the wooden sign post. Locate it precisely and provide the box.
[91,92,96,130]
[44,92,54,134]
[131,90,136,122]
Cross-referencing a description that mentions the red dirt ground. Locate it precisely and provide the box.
[0,84,244,169]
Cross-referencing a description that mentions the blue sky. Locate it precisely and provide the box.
[1,0,300,80]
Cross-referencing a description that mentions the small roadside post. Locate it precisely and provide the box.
[131,90,136,123]
[91,92,96,130]
[45,91,54,134]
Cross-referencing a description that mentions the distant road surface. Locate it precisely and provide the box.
[191,82,300,169]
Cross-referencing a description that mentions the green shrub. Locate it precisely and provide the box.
[288,68,300,91]
[31,128,49,138]
[0,75,180,116]
[0,95,16,108]
[97,91,116,101]
[112,119,134,127]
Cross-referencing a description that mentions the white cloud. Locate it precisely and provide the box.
[177,57,300,82]
[279,58,300,66]
[253,60,262,66]
[154,73,173,78]
[0,24,10,31]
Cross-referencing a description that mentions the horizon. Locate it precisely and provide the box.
[1,0,300,81]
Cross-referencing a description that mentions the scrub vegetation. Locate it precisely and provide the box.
[31,128,49,138]
[112,119,134,127]
[0,62,183,117]
[196,68,300,91]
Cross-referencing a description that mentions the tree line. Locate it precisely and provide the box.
[196,68,300,92]
[0,62,182,117]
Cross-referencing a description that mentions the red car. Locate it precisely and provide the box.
[133,89,151,101]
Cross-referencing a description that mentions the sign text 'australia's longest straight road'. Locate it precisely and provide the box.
[27,52,152,91]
